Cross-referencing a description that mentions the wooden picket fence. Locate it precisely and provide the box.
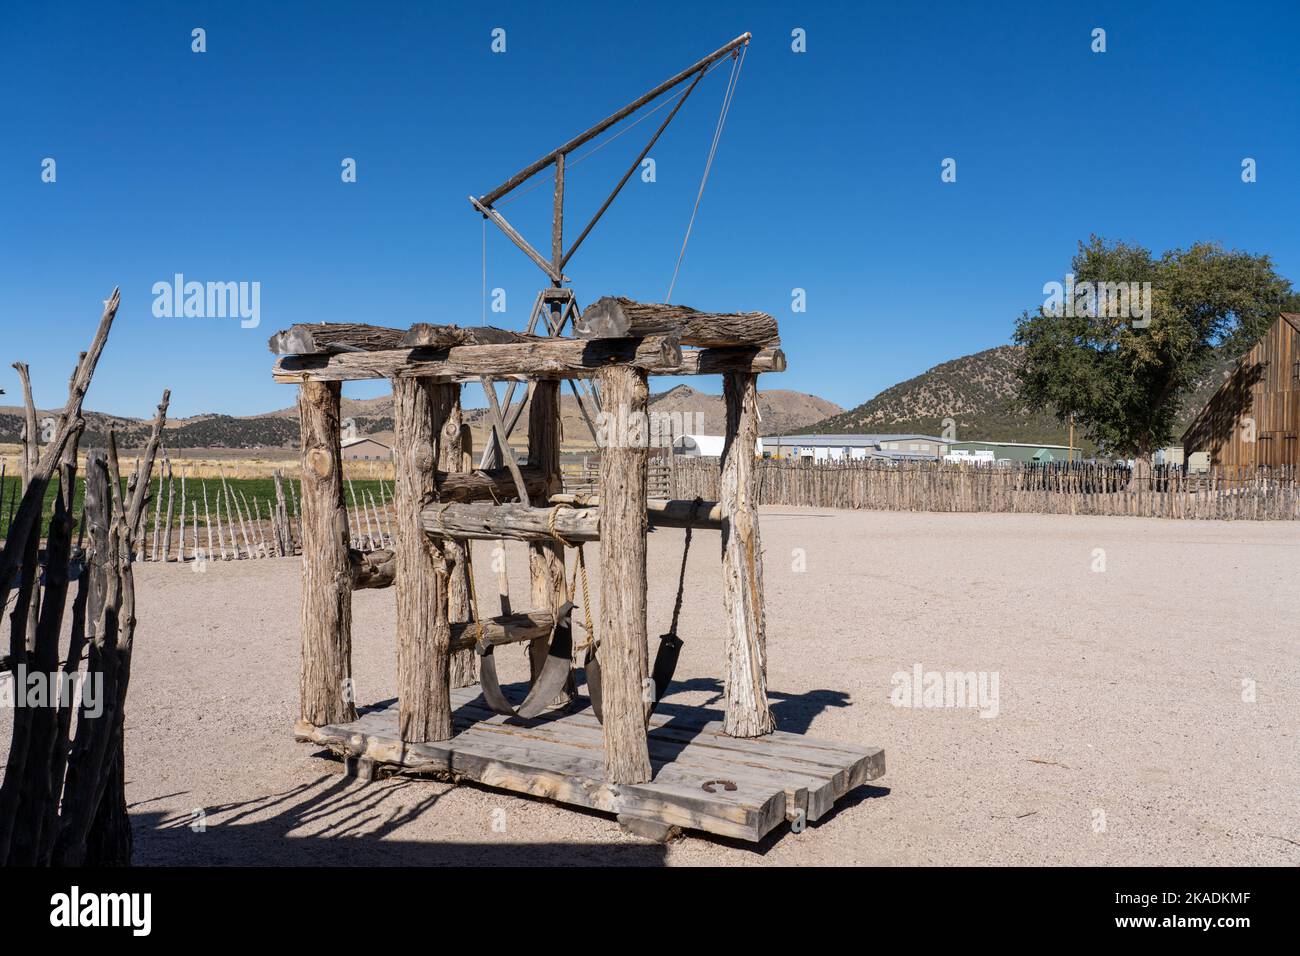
[563,455,672,498]
[667,457,1300,521]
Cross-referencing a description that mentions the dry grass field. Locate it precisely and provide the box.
[3,508,1296,865]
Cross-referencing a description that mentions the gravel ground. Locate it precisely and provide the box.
[4,508,1297,865]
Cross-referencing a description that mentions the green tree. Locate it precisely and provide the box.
[1014,237,1294,473]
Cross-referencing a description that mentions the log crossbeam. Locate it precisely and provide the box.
[420,498,724,544]
[272,335,683,384]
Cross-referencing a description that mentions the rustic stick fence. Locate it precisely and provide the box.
[111,473,396,563]
[668,458,1300,521]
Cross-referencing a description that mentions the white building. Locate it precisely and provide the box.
[760,434,948,462]
[671,434,761,458]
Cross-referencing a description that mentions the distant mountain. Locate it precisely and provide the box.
[0,386,839,453]
[810,344,1240,447]
[649,384,842,437]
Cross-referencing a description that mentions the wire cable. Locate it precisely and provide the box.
[665,45,746,301]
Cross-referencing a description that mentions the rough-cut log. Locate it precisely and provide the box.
[442,405,476,688]
[423,502,600,542]
[349,548,394,589]
[527,378,575,702]
[273,335,681,383]
[720,372,774,738]
[576,297,780,349]
[447,611,555,653]
[423,498,723,542]
[550,495,724,530]
[392,378,453,743]
[400,324,539,349]
[652,347,786,376]
[434,465,545,503]
[596,364,653,784]
[297,380,356,728]
[269,323,405,355]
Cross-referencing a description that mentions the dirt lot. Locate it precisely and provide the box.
[5,508,1297,865]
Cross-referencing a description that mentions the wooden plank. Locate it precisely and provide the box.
[301,709,785,841]
[448,689,881,819]
[446,699,839,820]
[299,693,879,839]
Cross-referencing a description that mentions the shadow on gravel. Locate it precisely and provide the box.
[132,775,668,866]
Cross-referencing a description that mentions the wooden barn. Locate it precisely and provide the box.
[1182,314,1300,469]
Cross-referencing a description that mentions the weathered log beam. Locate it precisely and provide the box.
[576,297,780,349]
[269,322,546,355]
[269,323,406,355]
[651,347,786,376]
[349,548,394,589]
[422,501,600,543]
[447,611,555,653]
[400,324,541,349]
[422,498,724,543]
[435,465,546,503]
[272,335,681,383]
[549,495,724,530]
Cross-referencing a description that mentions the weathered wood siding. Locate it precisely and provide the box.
[1183,315,1300,469]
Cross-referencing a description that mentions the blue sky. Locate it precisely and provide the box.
[2,0,1298,418]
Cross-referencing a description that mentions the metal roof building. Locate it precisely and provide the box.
[760,434,948,461]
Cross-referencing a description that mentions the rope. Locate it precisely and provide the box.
[545,505,595,652]
[665,45,746,300]
[442,501,485,648]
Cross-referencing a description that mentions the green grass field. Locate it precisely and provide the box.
[0,475,395,541]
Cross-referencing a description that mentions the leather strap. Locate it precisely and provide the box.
[478,601,575,719]
[584,631,682,724]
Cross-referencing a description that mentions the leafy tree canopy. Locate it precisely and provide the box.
[1013,236,1296,459]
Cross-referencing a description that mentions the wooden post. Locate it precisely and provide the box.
[719,371,774,737]
[596,365,652,783]
[150,455,164,559]
[528,378,575,704]
[392,377,453,742]
[178,467,187,561]
[441,400,477,688]
[201,478,214,561]
[297,380,356,728]
[273,471,290,555]
[161,459,174,561]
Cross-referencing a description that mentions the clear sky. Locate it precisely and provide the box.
[3,0,1298,418]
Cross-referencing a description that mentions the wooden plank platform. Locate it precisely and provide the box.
[294,686,884,843]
